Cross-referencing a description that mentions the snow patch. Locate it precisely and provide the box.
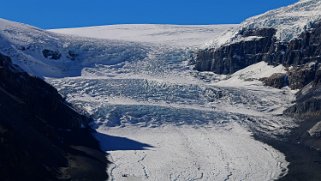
[215,61,286,87]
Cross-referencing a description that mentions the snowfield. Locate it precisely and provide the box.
[50,24,237,48]
[0,18,298,180]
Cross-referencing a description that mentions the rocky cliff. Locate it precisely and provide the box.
[196,20,321,77]
[0,53,107,181]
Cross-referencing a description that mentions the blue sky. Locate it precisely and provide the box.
[1,0,298,29]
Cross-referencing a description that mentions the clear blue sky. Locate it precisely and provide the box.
[1,0,298,29]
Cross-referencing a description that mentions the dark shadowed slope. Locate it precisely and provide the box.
[0,52,108,181]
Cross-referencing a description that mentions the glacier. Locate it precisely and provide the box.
[0,18,298,180]
[50,25,297,180]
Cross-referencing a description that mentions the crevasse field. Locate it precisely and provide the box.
[50,25,296,180]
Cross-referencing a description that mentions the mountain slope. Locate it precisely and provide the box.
[203,0,321,49]
[0,53,107,180]
[196,0,321,82]
[0,18,150,78]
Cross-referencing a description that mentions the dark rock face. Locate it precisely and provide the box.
[286,79,321,116]
[285,63,321,116]
[260,73,288,89]
[261,63,320,89]
[196,29,276,74]
[0,53,107,181]
[287,63,320,89]
[42,49,62,60]
[196,21,321,75]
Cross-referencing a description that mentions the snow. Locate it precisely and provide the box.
[50,24,237,48]
[0,18,151,78]
[215,61,287,87]
[0,18,298,180]
[96,124,288,181]
[203,27,238,49]
[241,0,321,41]
[205,0,321,48]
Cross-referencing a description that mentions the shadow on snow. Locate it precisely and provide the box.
[94,132,154,151]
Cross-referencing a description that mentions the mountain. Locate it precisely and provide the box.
[195,0,321,113]
[1,19,294,180]
[196,0,321,79]
[1,0,321,180]
[0,53,107,180]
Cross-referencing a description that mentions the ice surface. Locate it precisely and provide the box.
[97,124,287,181]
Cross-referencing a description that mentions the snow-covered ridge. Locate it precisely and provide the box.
[0,18,151,78]
[241,0,321,41]
[206,0,321,48]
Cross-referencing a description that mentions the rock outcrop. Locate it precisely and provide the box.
[261,62,320,89]
[0,53,107,181]
[284,63,321,116]
[196,21,321,79]
[260,73,288,89]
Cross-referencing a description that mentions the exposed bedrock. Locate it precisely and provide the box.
[196,21,321,77]
[261,62,320,89]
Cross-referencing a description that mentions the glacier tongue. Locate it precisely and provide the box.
[47,25,296,180]
[98,124,288,181]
